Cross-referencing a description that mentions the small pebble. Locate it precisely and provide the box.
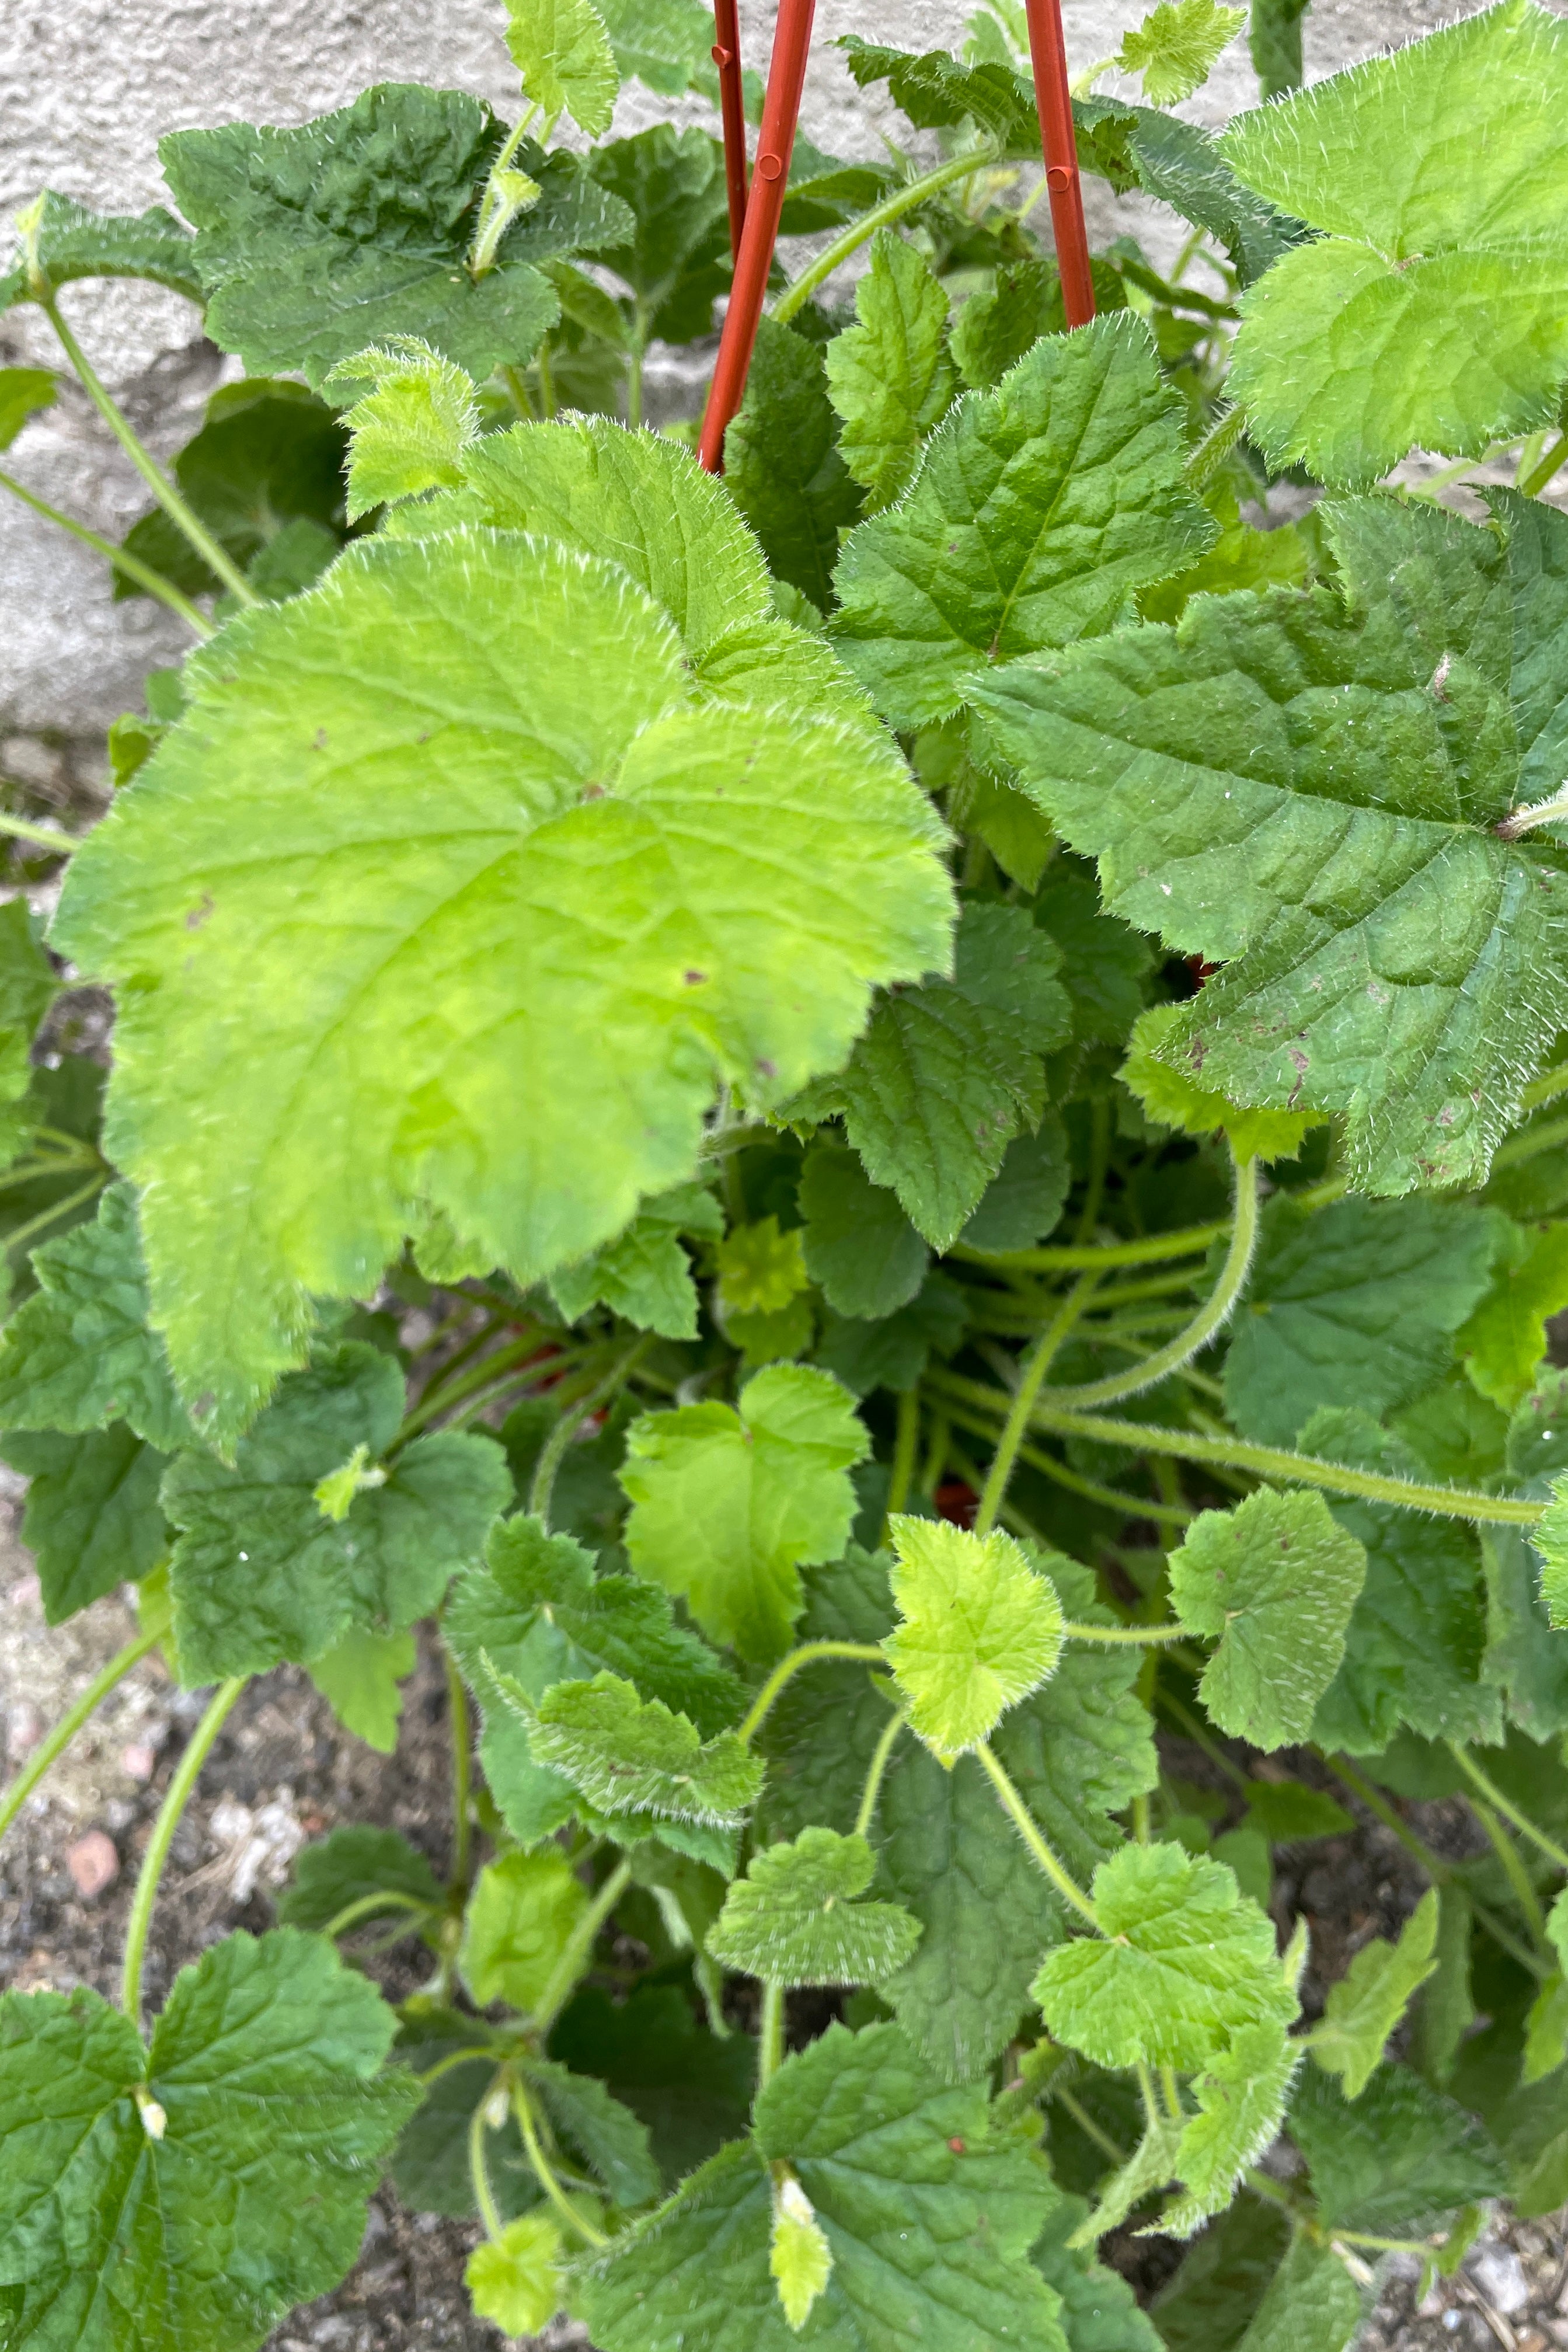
[120,1743,157,1782]
[5,1701,43,1762]
[65,1830,119,1898]
[1472,2245,1532,2317]
[7,1572,40,1607]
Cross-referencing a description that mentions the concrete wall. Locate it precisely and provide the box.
[0,0,1545,782]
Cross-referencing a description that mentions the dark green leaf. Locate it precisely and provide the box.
[1,191,200,312]
[1289,2061,1506,2235]
[815,1273,970,1399]
[549,1984,755,2185]
[276,1824,443,1931]
[0,1425,168,1624]
[521,2054,661,2207]
[725,317,865,609]
[797,1144,928,1320]
[587,126,731,342]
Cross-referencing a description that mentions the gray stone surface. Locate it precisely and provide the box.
[0,0,1561,750]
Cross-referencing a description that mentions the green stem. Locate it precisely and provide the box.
[1158,1685,1249,1788]
[1448,1742,1568,1874]
[121,1676,246,2022]
[43,297,257,606]
[1325,1755,1548,1979]
[950,1220,1227,1274]
[853,1703,910,1838]
[919,1409,950,1499]
[1062,1619,1184,1645]
[773,147,996,324]
[514,2079,611,2245]
[974,1741,1099,1925]
[1074,1100,1111,1246]
[973,1273,1101,1538]
[1242,2165,1295,2212]
[0,809,80,856]
[1047,1152,1259,1409]
[1334,2229,1445,2257]
[419,2041,502,2089]
[0,464,212,634]
[943,1393,1194,1524]
[445,1644,474,1893]
[1186,403,1248,490]
[3,1172,107,1256]
[323,1888,437,1940]
[529,1335,652,1526]
[398,1330,553,1441]
[758,1981,786,2089]
[1491,1112,1568,1170]
[531,1857,633,2034]
[1158,2066,1184,2125]
[1465,1795,1550,1946]
[469,2090,508,2241]
[1522,1061,1568,1113]
[737,1641,887,1747]
[1519,431,1568,499]
[1055,2085,1127,2166]
[885,1388,920,1533]
[0,1623,162,1847]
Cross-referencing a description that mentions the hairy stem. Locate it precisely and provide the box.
[1518,431,1568,499]
[1061,1619,1184,1645]
[973,1272,1101,1538]
[853,1702,910,1838]
[1186,403,1249,489]
[1465,1795,1550,1946]
[773,147,996,324]
[885,1388,920,1532]
[1325,1754,1548,1978]
[531,1857,633,2034]
[529,1335,651,1527]
[121,1677,246,2023]
[444,1644,474,1893]
[323,1888,438,1940]
[1074,1099,1111,1246]
[1448,1741,1568,1874]
[469,2090,508,2241]
[951,1221,1228,1274]
[758,1980,786,2089]
[0,1622,162,1847]
[4,1173,108,1256]
[0,464,212,634]
[974,1741,1099,1925]
[942,1392,1194,1525]
[514,2080,611,2245]
[737,1640,887,1747]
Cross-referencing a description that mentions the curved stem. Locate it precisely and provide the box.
[772,146,995,324]
[884,1388,919,1534]
[853,1703,909,1838]
[758,1980,785,2089]
[950,1219,1228,1274]
[469,2090,508,2241]
[0,464,211,633]
[0,1622,162,1847]
[514,2079,611,2244]
[974,1741,1099,1925]
[531,1856,633,2034]
[1186,402,1248,490]
[444,1643,474,1893]
[1493,1113,1568,1171]
[736,1640,886,1748]
[1448,1741,1568,1874]
[1046,1152,1259,1409]
[942,1393,1194,1524]
[1325,1754,1548,1980]
[323,1888,438,1941]
[0,813,79,856]
[121,1676,246,2023]
[973,1271,1101,1538]
[1465,1795,1550,1946]
[1061,1619,1184,1645]
[529,1335,651,1526]
[43,297,257,606]
[4,1173,107,1256]
[1519,431,1568,499]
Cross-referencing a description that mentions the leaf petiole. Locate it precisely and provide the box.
[736,1640,888,1748]
[0,1621,163,1848]
[515,2079,611,2245]
[529,1856,634,2036]
[852,1701,910,1838]
[772,145,998,326]
[121,1676,247,2023]
[973,1272,1102,1537]
[0,463,212,636]
[321,1888,440,1941]
[1448,1741,1568,1874]
[974,1740,1099,1926]
[528,1332,653,1526]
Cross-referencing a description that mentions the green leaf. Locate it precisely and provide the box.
[506,0,619,136]
[620,1365,867,1661]
[0,1929,419,2340]
[1523,1973,1568,2086]
[1249,0,1308,97]
[0,190,200,312]
[460,1848,588,2010]
[0,1425,168,1625]
[883,1515,1065,1764]
[716,1219,808,1319]
[162,1341,510,1680]
[1074,97,1302,287]
[692,613,891,750]
[0,1183,194,1451]
[816,1272,969,1399]
[725,318,865,610]
[1033,1842,1296,2070]
[549,1982,755,2184]
[798,1145,928,1322]
[1119,0,1246,104]
[0,901,56,1114]
[512,1670,764,1825]
[323,337,480,521]
[1139,514,1311,628]
[823,231,956,512]
[1412,1882,1475,2091]
[1160,2023,1301,2237]
[595,0,719,96]
[1242,1781,1353,1842]
[1485,1369,1568,1734]
[1031,2193,1165,2350]
[1221,4,1568,486]
[1461,1219,1568,1412]
[837,37,1039,150]
[771,2175,833,2330]
[0,367,54,451]
[576,2021,1070,2352]
[1148,2195,1290,2352]
[466,2211,563,2336]
[54,531,950,1440]
[829,312,1214,731]
[391,2012,535,2221]
[950,259,1126,395]
[1308,1889,1440,2099]
[1121,1004,1315,1165]
[1069,2114,1183,2243]
[1302,1409,1499,1754]
[794,901,1070,1253]
[959,1119,1071,1253]
[707,1828,922,1987]
[1290,2060,1507,2235]
[1168,1488,1367,1750]
[550,1180,724,1340]
[1232,2236,1363,2352]
[587,126,731,343]
[307,1625,417,1752]
[521,2055,661,2207]
[276,1823,442,1931]
[972,497,1568,1197]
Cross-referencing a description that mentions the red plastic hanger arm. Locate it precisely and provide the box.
[1022,0,1096,326]
[712,0,749,261]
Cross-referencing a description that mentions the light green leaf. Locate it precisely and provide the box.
[1120,0,1246,104]
[1524,1973,1568,2086]
[1033,1842,1297,2070]
[162,1341,510,1681]
[550,1180,723,1339]
[276,1823,442,1931]
[460,1848,588,2010]
[0,1425,169,1625]
[0,1930,419,2340]
[0,367,54,451]
[971,496,1568,1197]
[0,190,200,311]
[824,230,956,511]
[692,612,891,751]
[1160,2022,1300,2236]
[1221,3,1568,486]
[1548,1882,1568,1977]
[1234,2236,1364,2352]
[54,529,950,1440]
[521,2054,661,2206]
[830,312,1214,730]
[466,2211,563,2336]
[1168,1488,1367,1750]
[307,1625,417,1753]
[1120,1003,1315,1164]
[576,2021,1070,2352]
[1138,514,1311,627]
[323,337,480,521]
[884,1515,1064,1764]
[716,1219,809,1318]
[1309,1889,1440,2099]
[1290,2060,1506,2236]
[512,1670,764,1825]
[792,900,1070,1253]
[707,1828,922,1987]
[771,2175,833,2331]
[620,1365,867,1661]
[798,1145,928,1322]
[507,0,620,135]
[726,318,865,610]
[1459,1219,1568,1412]
[1068,2116,1183,2245]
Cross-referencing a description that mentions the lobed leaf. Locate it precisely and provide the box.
[824,231,957,511]
[0,1424,169,1625]
[460,1848,588,2010]
[0,190,200,312]
[1118,0,1246,106]
[506,0,620,137]
[515,1670,764,1825]
[1309,1889,1441,2098]
[707,1828,922,1987]
[883,1515,1064,1764]
[1159,2022,1301,2236]
[466,2212,563,2337]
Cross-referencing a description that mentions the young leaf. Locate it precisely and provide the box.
[725,318,865,610]
[1168,1488,1367,1751]
[798,1145,929,1322]
[0,365,54,449]
[790,901,1071,1253]
[0,1425,169,1624]
[1159,2022,1301,2236]
[716,1219,809,1319]
[1232,2236,1364,2352]
[619,1365,867,1660]
[830,312,1215,730]
[460,1848,588,2010]
[596,0,724,98]
[837,37,1040,149]
[971,497,1568,1196]
[0,1931,419,2339]
[307,1625,417,1753]
[54,531,952,1438]
[576,2022,1070,2352]
[1121,1003,1315,1165]
[514,1670,764,1825]
[1075,95,1301,286]
[549,1179,724,1339]
[823,230,956,511]
[276,1823,442,1931]
[1308,1890,1441,2099]
[771,2174,832,2330]
[1221,4,1568,485]
[1290,2061,1507,2236]
[520,2055,661,2207]
[323,337,480,520]
[162,1341,510,1681]
[466,2211,563,2336]
[707,1827,922,1986]
[0,190,200,311]
[507,0,620,137]
[883,1515,1065,1763]
[1458,1219,1568,1412]
[1119,0,1246,106]
[1032,1842,1296,2070]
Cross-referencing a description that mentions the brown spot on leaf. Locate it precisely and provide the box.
[184,893,215,932]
